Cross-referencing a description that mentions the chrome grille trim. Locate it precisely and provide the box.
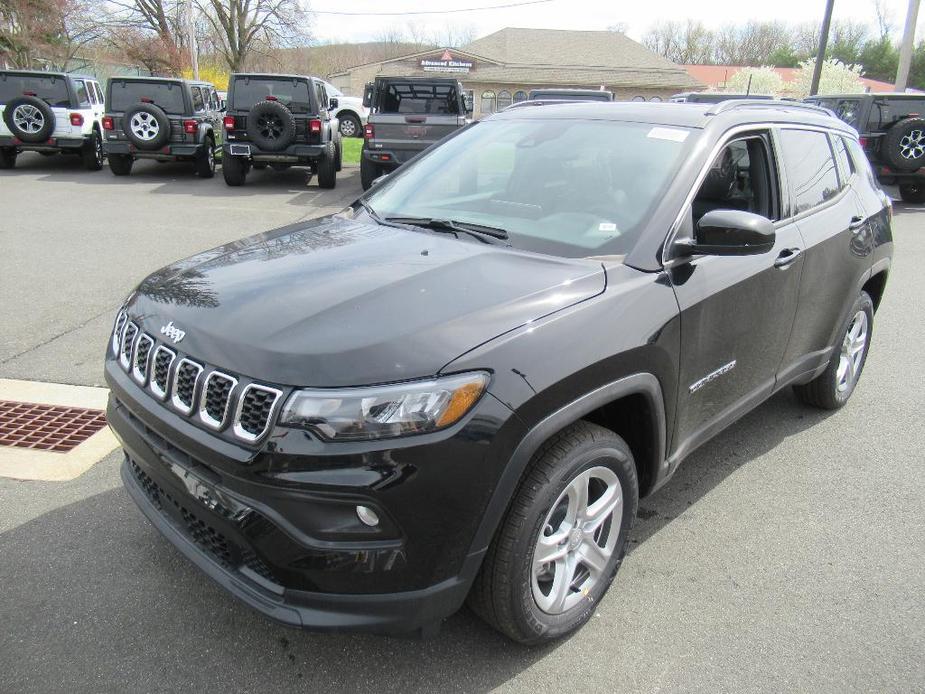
[149,345,176,400]
[233,384,283,443]
[198,371,238,430]
[170,358,203,415]
[111,310,127,355]
[131,333,155,385]
[119,322,139,370]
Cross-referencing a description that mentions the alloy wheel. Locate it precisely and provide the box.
[257,114,283,141]
[339,118,357,137]
[531,465,623,614]
[836,310,868,394]
[899,129,925,160]
[130,112,160,141]
[13,104,44,134]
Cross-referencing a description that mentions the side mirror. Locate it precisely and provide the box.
[679,209,776,256]
[463,93,473,113]
[328,97,338,110]
[362,83,374,109]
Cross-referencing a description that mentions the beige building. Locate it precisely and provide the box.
[329,27,702,117]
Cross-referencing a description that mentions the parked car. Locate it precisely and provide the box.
[804,92,925,203]
[102,76,223,178]
[107,99,891,645]
[0,69,105,170]
[360,76,471,190]
[322,80,368,138]
[527,88,614,102]
[670,92,775,103]
[221,73,341,188]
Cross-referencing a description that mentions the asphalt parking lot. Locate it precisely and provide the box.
[1,152,924,693]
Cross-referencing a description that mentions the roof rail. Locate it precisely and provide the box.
[705,99,835,117]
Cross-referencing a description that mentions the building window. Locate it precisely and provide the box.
[631,95,645,102]
[496,90,513,110]
[481,90,496,114]
[513,90,527,103]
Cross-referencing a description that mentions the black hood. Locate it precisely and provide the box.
[127,215,605,387]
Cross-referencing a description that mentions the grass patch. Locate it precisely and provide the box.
[341,137,362,165]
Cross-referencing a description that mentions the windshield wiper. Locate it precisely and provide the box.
[384,216,509,244]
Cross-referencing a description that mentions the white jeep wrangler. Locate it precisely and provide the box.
[0,70,105,170]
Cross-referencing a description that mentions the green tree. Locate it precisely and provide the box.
[859,36,899,83]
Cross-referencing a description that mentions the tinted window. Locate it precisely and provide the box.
[73,80,90,107]
[364,119,694,258]
[378,82,460,115]
[94,82,104,104]
[109,80,186,114]
[831,135,853,186]
[86,81,99,105]
[0,73,70,107]
[231,77,312,113]
[779,129,841,214]
[693,137,777,222]
[192,86,204,111]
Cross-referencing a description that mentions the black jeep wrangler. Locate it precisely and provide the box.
[222,73,341,188]
[102,76,223,178]
[805,92,925,203]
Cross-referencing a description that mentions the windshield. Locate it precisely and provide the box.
[0,73,69,107]
[364,118,694,258]
[231,77,312,113]
[109,80,186,114]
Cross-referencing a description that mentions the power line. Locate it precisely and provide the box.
[311,0,554,16]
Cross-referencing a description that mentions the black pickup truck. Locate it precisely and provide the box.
[360,76,471,189]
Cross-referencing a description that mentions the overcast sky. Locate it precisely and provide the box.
[309,0,923,45]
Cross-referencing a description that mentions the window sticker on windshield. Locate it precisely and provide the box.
[598,223,617,232]
[647,127,689,142]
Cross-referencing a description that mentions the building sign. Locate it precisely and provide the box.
[420,50,473,74]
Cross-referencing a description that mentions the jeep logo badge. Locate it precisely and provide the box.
[160,321,186,344]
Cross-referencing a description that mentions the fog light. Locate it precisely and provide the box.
[356,505,380,527]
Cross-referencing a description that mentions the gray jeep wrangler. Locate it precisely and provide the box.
[103,76,223,178]
[360,76,471,190]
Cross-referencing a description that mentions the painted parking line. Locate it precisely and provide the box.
[0,379,118,482]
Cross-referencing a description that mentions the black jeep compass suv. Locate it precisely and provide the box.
[107,101,893,644]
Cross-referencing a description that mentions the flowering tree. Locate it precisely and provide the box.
[723,66,786,96]
[792,58,865,97]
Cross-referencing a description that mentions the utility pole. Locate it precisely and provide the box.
[188,0,199,80]
[810,0,836,96]
[895,0,921,91]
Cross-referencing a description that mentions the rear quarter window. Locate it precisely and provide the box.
[0,73,70,107]
[779,129,841,214]
[231,78,313,113]
[109,80,187,114]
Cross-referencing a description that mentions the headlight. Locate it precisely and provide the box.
[279,371,490,441]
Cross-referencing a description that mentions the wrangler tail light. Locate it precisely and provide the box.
[223,115,236,131]
[69,113,84,126]
[309,119,322,134]
[364,123,374,140]
[859,137,868,148]
[183,119,197,134]
[102,116,114,131]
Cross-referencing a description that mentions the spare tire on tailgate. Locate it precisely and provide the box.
[246,100,296,151]
[3,96,56,143]
[123,102,171,150]
[882,117,925,171]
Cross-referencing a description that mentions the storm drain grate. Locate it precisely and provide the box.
[0,400,108,452]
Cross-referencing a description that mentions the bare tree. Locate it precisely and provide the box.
[642,20,714,64]
[714,21,792,65]
[199,0,310,71]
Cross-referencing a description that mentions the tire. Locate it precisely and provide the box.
[108,154,134,176]
[195,137,216,178]
[0,147,17,169]
[881,117,925,171]
[317,141,337,189]
[82,129,104,171]
[338,113,362,138]
[360,156,379,191]
[794,291,874,410]
[335,139,343,172]
[468,421,639,645]
[246,101,296,151]
[898,182,925,204]
[122,103,170,151]
[2,96,55,143]
[222,154,248,186]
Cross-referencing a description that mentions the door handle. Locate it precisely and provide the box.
[848,215,866,232]
[774,247,802,268]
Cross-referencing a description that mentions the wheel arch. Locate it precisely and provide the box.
[862,268,889,311]
[466,373,666,559]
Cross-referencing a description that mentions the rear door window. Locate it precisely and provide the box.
[191,87,205,112]
[0,73,70,107]
[73,80,90,108]
[830,134,854,186]
[231,77,312,113]
[378,82,460,115]
[779,129,841,214]
[109,80,186,114]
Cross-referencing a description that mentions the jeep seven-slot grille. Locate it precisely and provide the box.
[112,319,281,443]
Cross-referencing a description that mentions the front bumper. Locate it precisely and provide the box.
[104,140,206,159]
[223,142,324,162]
[0,135,87,151]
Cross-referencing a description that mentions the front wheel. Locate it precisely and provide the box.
[338,113,362,138]
[899,182,925,204]
[0,147,16,169]
[195,138,215,178]
[468,421,638,644]
[794,291,874,409]
[222,154,248,186]
[108,154,133,176]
